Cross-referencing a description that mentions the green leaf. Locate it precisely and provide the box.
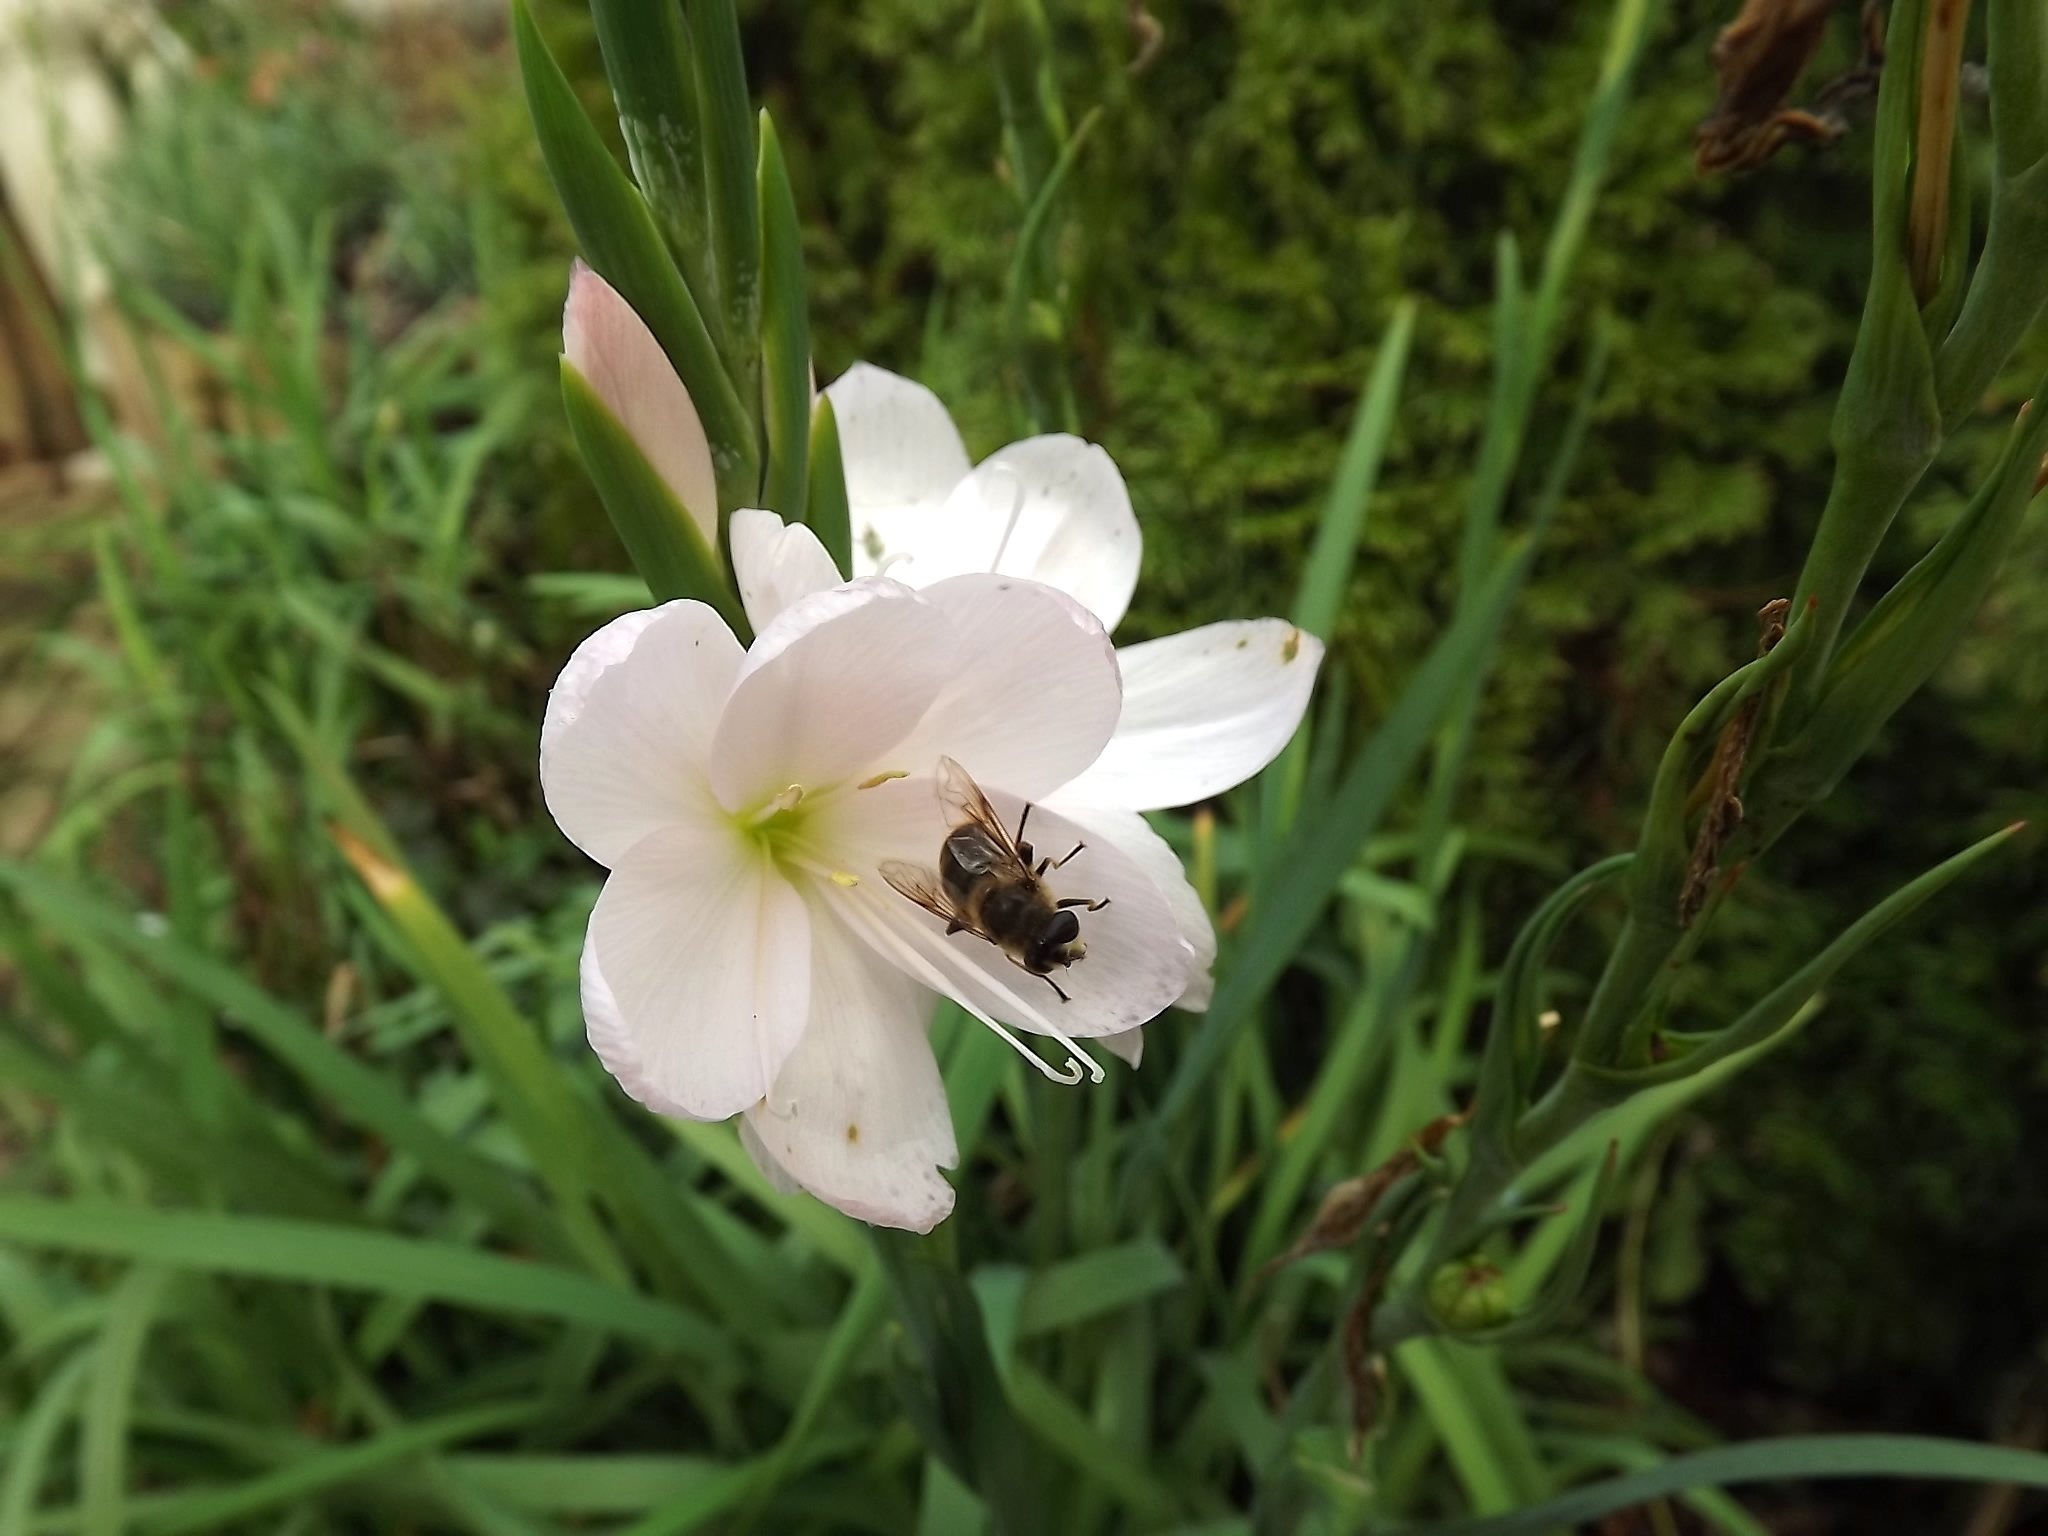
[609,1439,865,1536]
[999,103,1101,402]
[1767,376,2048,828]
[0,1200,736,1368]
[310,799,629,1286]
[1412,1435,2048,1536]
[130,1402,539,1536]
[1455,1145,1618,1344]
[0,864,567,1262]
[665,1120,867,1277]
[1624,600,1817,925]
[526,570,656,616]
[1007,1362,1180,1523]
[439,1455,726,1515]
[1593,821,2025,1091]
[1154,539,1538,1134]
[1260,299,1417,836]
[561,359,748,636]
[870,1231,1050,1536]
[684,0,760,411]
[588,0,714,323]
[1933,0,2048,425]
[1475,855,1632,1157]
[79,1267,172,1536]
[1015,1241,1185,1337]
[0,1350,93,1536]
[1784,0,1942,721]
[0,1031,353,1224]
[512,0,756,507]
[806,394,854,577]
[756,111,810,524]
[1399,1340,1551,1514]
[1291,300,1417,642]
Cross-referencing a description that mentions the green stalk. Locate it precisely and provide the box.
[1783,0,1941,722]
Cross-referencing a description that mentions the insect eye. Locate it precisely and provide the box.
[1046,910,1081,946]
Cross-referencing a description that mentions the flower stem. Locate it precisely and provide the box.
[1909,0,1974,304]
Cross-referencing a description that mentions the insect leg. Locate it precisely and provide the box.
[1041,973,1070,1003]
[1056,896,1111,912]
[1015,803,1033,845]
[1050,841,1086,869]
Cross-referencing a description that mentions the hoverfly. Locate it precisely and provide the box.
[881,757,1109,1002]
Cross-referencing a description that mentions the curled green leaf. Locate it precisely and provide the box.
[561,359,749,639]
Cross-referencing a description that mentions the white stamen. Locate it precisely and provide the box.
[826,883,1101,1086]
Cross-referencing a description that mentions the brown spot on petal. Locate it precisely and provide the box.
[846,1123,861,1144]
[1281,629,1302,663]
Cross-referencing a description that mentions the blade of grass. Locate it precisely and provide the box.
[1260,299,1418,841]
[79,1267,172,1536]
[1154,538,1538,1137]
[1015,1241,1184,1337]
[1293,301,1418,641]
[1416,1435,2048,1536]
[259,693,628,1285]
[0,1200,735,1368]
[129,1402,539,1536]
[1006,1361,1180,1524]
[441,1454,726,1515]
[0,864,569,1263]
[1399,1339,1551,1513]
[0,1351,93,1536]
[666,1120,867,1276]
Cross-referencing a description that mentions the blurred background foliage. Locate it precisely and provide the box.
[1,0,2044,1526]
[761,0,2048,1433]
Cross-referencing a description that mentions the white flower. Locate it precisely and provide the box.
[825,363,1327,1023]
[547,278,1326,1232]
[545,511,1210,1231]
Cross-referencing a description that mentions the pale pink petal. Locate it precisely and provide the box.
[541,600,744,867]
[729,509,844,633]
[1062,619,1324,811]
[825,363,971,571]
[1043,794,1216,1011]
[886,575,1122,802]
[818,776,1192,1044]
[743,905,956,1232]
[708,578,953,814]
[1100,1028,1145,1067]
[928,437,1141,630]
[583,823,810,1121]
[563,261,719,548]
[737,1118,804,1195]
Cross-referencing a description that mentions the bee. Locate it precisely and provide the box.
[880,757,1110,1002]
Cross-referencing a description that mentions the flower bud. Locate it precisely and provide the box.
[1426,1257,1512,1334]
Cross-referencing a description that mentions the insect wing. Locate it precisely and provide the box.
[880,859,974,928]
[933,756,1027,868]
